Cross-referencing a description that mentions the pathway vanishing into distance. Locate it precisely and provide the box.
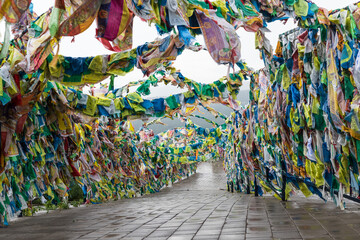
[1,162,360,240]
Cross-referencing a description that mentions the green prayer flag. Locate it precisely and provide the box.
[201,85,214,98]
[344,73,354,100]
[166,95,180,110]
[0,92,11,105]
[356,139,360,163]
[0,201,5,215]
[285,0,296,6]
[109,75,115,92]
[137,80,151,95]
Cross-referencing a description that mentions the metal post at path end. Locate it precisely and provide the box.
[254,176,258,197]
[246,176,250,194]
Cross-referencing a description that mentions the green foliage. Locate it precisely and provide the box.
[31,198,42,205]
[45,201,57,211]
[31,207,41,216]
[68,181,84,202]
[58,202,69,210]
[70,200,82,207]
[22,208,32,217]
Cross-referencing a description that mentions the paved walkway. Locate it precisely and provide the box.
[1,162,360,240]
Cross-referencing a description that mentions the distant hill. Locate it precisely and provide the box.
[132,89,249,134]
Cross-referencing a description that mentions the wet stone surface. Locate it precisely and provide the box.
[1,161,360,239]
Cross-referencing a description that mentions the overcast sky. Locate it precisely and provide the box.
[7,0,360,96]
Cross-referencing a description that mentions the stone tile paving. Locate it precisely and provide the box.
[1,161,360,239]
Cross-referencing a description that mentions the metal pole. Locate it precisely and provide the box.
[254,176,258,197]
[246,176,250,194]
